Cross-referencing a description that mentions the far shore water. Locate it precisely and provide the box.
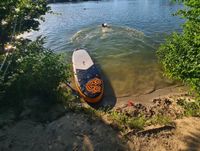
[47,0,101,3]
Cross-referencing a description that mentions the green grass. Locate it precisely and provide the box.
[177,99,200,117]
[108,111,130,130]
[127,116,146,130]
[147,114,173,126]
[106,110,172,131]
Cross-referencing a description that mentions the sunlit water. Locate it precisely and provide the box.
[26,0,184,98]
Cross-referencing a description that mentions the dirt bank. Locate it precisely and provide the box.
[127,117,200,151]
[0,112,199,151]
[0,112,127,151]
[0,89,199,151]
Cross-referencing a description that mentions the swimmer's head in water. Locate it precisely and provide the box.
[102,23,108,27]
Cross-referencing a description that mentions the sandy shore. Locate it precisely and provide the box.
[94,84,188,109]
[116,85,188,106]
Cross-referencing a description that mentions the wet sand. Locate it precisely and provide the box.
[116,85,188,107]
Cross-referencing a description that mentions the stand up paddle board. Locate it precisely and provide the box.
[72,49,104,103]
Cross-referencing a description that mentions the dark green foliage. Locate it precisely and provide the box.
[157,0,200,96]
[0,38,71,107]
[0,0,50,52]
[0,0,74,116]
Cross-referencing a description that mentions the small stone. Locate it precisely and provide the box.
[76,135,82,140]
[92,128,97,132]
[48,145,52,149]
[57,136,61,141]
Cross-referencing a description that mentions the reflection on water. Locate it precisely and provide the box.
[70,26,175,97]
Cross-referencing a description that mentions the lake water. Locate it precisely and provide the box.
[27,0,184,100]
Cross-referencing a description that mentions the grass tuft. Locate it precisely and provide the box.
[177,99,200,117]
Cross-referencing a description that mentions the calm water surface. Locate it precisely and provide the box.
[27,0,184,98]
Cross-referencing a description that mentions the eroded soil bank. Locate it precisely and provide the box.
[0,93,199,151]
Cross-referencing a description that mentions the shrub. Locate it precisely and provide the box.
[157,0,200,96]
[0,0,50,52]
[0,38,72,108]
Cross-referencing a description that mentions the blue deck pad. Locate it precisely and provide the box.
[76,64,102,98]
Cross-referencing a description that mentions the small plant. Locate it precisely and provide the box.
[127,116,146,129]
[177,99,200,117]
[147,114,172,126]
[107,110,146,130]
